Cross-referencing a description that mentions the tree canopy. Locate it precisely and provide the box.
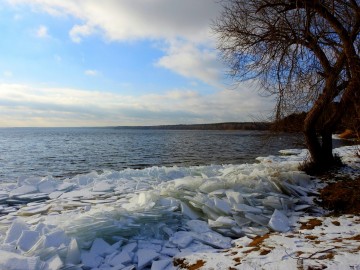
[214,0,360,173]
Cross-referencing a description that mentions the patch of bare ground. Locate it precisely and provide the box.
[173,258,206,270]
[319,176,360,215]
[300,218,323,230]
[331,221,340,226]
[232,257,241,266]
[248,234,270,247]
[305,235,319,240]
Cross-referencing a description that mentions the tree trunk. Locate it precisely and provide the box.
[303,90,337,172]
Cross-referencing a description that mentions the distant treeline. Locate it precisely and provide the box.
[116,122,270,130]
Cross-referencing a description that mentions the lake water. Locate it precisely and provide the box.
[0,127,343,182]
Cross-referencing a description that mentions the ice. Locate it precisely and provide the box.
[136,249,159,269]
[37,179,57,194]
[0,250,45,270]
[9,185,38,197]
[244,213,270,226]
[194,231,232,249]
[1,145,356,269]
[108,251,132,266]
[90,238,113,257]
[46,255,63,270]
[17,230,40,252]
[66,238,81,264]
[268,209,290,232]
[180,201,201,219]
[225,190,244,205]
[169,231,194,248]
[81,251,103,268]
[4,219,30,244]
[186,220,211,233]
[233,203,262,213]
[151,259,171,270]
[122,242,137,253]
[18,203,51,216]
[43,230,70,248]
[213,197,232,214]
[92,181,115,192]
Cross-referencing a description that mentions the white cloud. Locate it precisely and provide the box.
[0,83,274,127]
[156,41,223,87]
[36,25,50,38]
[8,0,219,42]
[70,23,95,43]
[84,70,99,76]
[7,0,223,86]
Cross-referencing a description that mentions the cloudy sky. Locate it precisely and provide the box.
[0,0,274,127]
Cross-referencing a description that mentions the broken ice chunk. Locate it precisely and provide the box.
[208,216,237,228]
[186,220,211,233]
[43,230,70,249]
[180,202,200,219]
[81,251,103,269]
[233,203,262,213]
[57,182,75,192]
[90,238,113,257]
[17,203,51,216]
[198,179,225,193]
[92,181,115,192]
[122,242,138,253]
[268,209,290,232]
[16,230,40,252]
[226,190,244,205]
[170,231,194,248]
[137,249,159,269]
[193,231,232,249]
[151,259,171,270]
[37,179,57,194]
[4,219,30,244]
[109,251,132,266]
[46,255,63,270]
[66,238,81,265]
[213,197,232,214]
[0,250,45,270]
[244,213,270,226]
[9,185,38,197]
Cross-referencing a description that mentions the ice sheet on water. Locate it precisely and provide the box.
[0,145,357,269]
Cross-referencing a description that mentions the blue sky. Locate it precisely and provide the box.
[0,0,274,127]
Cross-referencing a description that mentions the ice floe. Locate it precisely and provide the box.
[0,145,358,269]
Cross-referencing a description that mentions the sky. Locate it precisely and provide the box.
[0,0,274,127]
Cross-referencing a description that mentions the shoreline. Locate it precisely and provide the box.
[0,146,359,269]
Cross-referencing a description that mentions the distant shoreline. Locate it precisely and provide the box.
[115,122,270,130]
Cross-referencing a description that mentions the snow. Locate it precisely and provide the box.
[0,145,359,269]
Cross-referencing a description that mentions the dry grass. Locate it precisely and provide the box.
[173,259,206,270]
[300,218,323,230]
[319,176,360,214]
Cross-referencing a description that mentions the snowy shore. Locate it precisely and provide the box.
[0,146,359,269]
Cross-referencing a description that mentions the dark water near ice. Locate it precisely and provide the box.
[0,127,349,181]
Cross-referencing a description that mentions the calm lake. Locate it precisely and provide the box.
[0,127,347,181]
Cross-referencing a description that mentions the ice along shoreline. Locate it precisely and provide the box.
[0,145,359,269]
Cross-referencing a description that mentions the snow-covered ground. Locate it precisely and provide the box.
[0,146,359,270]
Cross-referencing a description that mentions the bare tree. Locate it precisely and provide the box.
[214,0,360,173]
